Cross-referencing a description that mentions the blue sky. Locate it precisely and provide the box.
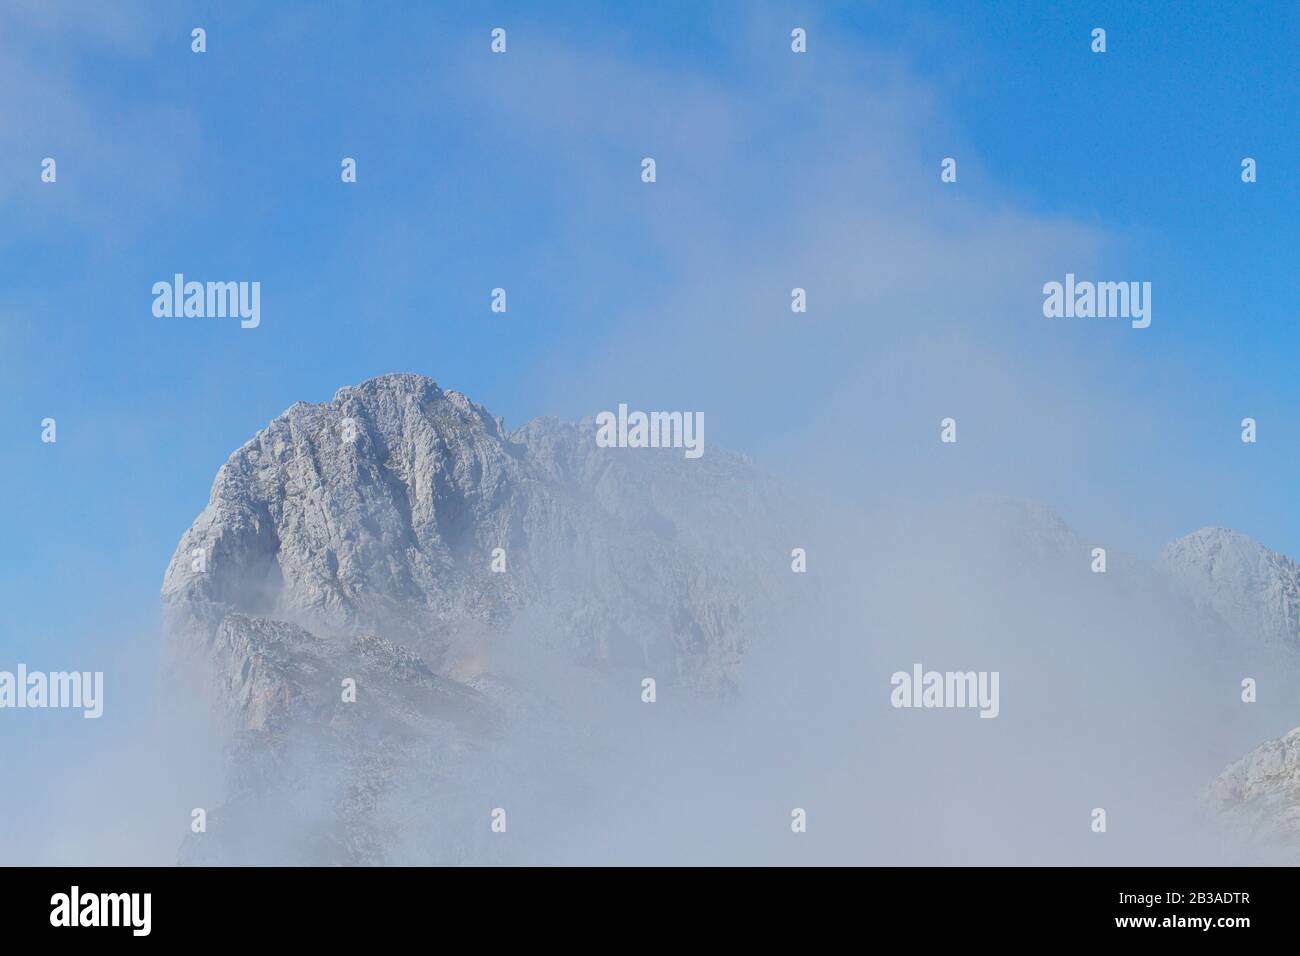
[0,0,1295,679]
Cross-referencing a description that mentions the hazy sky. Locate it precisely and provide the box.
[0,0,1295,766]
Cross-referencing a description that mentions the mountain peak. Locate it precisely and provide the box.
[333,370,441,398]
[163,372,793,685]
[1166,526,1255,548]
[1159,527,1300,648]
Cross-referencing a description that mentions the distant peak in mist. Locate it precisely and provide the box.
[1159,526,1300,650]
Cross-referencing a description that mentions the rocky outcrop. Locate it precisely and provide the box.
[1204,727,1300,855]
[161,373,1300,863]
[163,373,794,693]
[1159,527,1300,650]
[164,373,801,863]
[1174,530,1300,853]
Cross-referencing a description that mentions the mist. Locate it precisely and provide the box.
[1,5,1293,867]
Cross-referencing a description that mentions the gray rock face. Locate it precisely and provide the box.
[162,375,1300,862]
[1204,728,1300,856]
[164,373,795,690]
[1168,530,1300,853]
[163,373,800,863]
[1159,527,1300,650]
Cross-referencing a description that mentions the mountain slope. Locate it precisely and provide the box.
[1168,530,1300,853]
[163,373,798,690]
[1159,527,1300,650]
[159,373,1300,863]
[162,373,803,863]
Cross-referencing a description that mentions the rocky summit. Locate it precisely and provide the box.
[161,373,1300,863]
[1159,527,1300,650]
[161,373,800,863]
